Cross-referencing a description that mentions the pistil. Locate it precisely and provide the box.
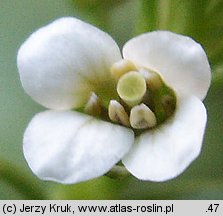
[117,71,147,107]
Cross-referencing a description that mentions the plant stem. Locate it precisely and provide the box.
[105,165,130,180]
[0,159,46,199]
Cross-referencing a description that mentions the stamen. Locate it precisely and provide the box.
[111,59,137,80]
[84,92,101,116]
[161,95,176,117]
[108,100,130,127]
[130,103,157,129]
[139,69,162,90]
[117,71,147,107]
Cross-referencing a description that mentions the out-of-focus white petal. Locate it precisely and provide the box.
[123,31,211,100]
[17,17,121,110]
[23,111,133,184]
[122,96,207,182]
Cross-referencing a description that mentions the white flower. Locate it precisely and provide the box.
[17,17,211,184]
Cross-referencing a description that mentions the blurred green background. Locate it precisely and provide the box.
[0,0,223,199]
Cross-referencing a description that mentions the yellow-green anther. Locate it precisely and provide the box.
[108,100,130,127]
[84,92,101,116]
[139,69,162,90]
[117,71,147,107]
[130,103,157,129]
[111,59,137,80]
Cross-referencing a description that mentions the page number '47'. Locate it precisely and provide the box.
[206,204,219,213]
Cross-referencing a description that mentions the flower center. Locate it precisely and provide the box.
[117,71,146,107]
[83,59,176,133]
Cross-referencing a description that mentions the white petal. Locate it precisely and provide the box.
[122,96,207,182]
[123,31,211,100]
[17,17,121,110]
[23,111,133,184]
